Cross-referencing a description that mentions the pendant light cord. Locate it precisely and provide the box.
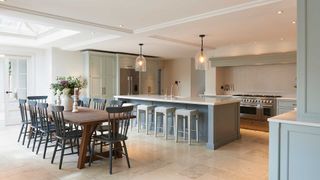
[139,43,143,56]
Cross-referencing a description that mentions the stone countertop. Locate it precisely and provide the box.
[114,95,240,106]
[268,111,320,128]
[276,97,296,101]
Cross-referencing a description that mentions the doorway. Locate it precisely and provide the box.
[0,55,30,127]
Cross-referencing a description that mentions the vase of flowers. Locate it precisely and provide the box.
[50,76,87,111]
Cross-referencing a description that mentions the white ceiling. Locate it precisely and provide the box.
[0,0,297,58]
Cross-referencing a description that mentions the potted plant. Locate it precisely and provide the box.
[50,76,87,111]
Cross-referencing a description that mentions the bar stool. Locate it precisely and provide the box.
[137,104,156,134]
[154,106,175,140]
[175,109,200,145]
[122,103,139,131]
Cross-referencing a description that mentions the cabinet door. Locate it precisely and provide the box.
[297,0,320,122]
[89,54,116,98]
[280,124,320,180]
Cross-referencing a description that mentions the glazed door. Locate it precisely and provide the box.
[3,55,29,126]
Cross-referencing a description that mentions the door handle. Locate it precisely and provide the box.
[5,91,12,94]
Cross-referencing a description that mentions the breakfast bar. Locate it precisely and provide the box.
[115,95,241,149]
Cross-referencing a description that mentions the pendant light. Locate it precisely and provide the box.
[135,43,146,72]
[195,34,208,70]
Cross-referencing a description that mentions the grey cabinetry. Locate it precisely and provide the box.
[269,121,320,180]
[297,0,320,122]
[277,99,296,115]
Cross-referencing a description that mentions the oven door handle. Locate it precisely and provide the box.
[261,105,273,108]
[240,104,258,108]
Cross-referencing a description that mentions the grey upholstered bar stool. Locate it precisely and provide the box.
[175,109,200,145]
[154,106,175,140]
[137,104,156,134]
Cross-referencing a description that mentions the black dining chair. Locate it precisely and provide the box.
[36,103,56,159]
[51,105,82,169]
[78,96,91,108]
[27,96,48,103]
[17,99,31,145]
[89,105,133,174]
[92,98,106,110]
[27,101,40,152]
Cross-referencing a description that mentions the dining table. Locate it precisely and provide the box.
[56,107,135,169]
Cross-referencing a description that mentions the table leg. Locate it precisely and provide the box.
[77,124,92,169]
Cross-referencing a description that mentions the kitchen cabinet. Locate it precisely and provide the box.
[269,112,320,180]
[277,98,296,115]
[297,0,320,122]
[83,51,117,99]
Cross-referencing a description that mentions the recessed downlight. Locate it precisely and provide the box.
[0,0,7,2]
[277,10,284,14]
[292,20,296,24]
[119,24,124,28]
[0,54,5,58]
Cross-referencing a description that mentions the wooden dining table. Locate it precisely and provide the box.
[57,107,135,169]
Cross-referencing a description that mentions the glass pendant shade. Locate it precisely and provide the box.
[195,50,209,70]
[135,55,146,72]
[135,43,147,72]
[195,34,209,70]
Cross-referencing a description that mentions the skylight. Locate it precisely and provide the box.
[0,15,79,46]
[0,15,54,38]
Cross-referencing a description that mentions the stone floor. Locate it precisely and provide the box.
[0,126,269,180]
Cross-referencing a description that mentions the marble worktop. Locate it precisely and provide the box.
[268,111,320,128]
[115,95,240,106]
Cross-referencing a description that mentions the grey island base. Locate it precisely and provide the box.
[115,95,241,150]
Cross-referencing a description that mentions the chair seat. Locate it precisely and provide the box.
[93,133,128,143]
[176,109,198,116]
[155,106,175,113]
[97,124,110,132]
[39,125,56,133]
[56,130,82,139]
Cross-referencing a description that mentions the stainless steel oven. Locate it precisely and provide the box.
[234,94,280,122]
[240,104,260,120]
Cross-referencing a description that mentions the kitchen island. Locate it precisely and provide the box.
[115,95,241,149]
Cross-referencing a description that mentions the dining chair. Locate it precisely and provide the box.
[96,99,124,152]
[36,103,56,159]
[27,101,40,152]
[17,99,31,145]
[51,105,82,169]
[27,96,48,103]
[89,105,133,174]
[78,96,91,108]
[92,98,106,110]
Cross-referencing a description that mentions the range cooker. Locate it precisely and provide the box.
[233,94,281,131]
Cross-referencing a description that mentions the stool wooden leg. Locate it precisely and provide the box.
[146,110,149,135]
[154,112,158,137]
[164,113,167,140]
[183,116,186,140]
[137,110,141,133]
[188,115,191,145]
[175,114,178,142]
[196,115,199,142]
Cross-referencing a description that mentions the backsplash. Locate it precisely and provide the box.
[216,63,296,97]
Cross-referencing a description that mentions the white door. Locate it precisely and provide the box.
[2,55,29,126]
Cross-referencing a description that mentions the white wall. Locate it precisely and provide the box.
[191,58,205,97]
[216,64,296,97]
[50,47,84,80]
[163,59,192,97]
